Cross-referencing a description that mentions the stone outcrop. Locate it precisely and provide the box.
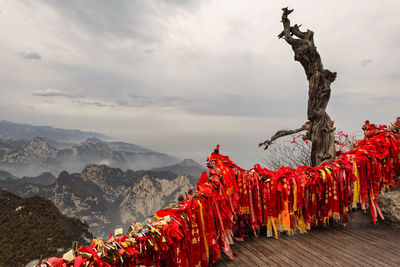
[377,190,400,223]
[1,164,197,237]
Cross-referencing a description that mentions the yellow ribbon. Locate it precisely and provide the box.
[197,200,209,265]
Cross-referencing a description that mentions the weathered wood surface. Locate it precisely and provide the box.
[215,212,400,266]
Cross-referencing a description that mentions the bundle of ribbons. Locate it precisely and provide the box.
[39,117,400,267]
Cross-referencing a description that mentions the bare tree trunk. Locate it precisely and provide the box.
[260,8,336,166]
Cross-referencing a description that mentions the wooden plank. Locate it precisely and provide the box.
[339,225,400,250]
[240,239,280,266]
[238,242,275,266]
[273,235,320,266]
[350,220,400,235]
[319,228,394,267]
[214,211,400,266]
[231,244,258,266]
[251,236,301,266]
[276,233,335,266]
[304,230,377,266]
[331,227,400,263]
[350,214,400,234]
[339,223,400,244]
[291,232,356,266]
[264,236,314,266]
[356,226,400,242]
[245,236,289,266]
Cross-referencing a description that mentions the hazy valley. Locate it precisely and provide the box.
[0,121,205,238]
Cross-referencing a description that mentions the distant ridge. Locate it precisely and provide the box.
[152,159,206,178]
[0,171,56,190]
[0,136,178,177]
[0,120,109,143]
[0,169,18,180]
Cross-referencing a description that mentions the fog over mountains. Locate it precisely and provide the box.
[0,121,205,237]
[0,121,179,177]
[1,164,197,237]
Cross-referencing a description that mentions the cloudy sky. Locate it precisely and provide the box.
[0,0,399,168]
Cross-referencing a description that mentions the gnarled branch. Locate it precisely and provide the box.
[258,121,310,150]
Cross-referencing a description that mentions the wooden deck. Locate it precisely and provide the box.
[215,212,400,266]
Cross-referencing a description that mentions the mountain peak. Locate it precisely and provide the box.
[180,159,203,168]
[80,163,125,185]
[27,136,50,146]
[25,137,57,158]
[152,159,206,178]
[83,137,106,144]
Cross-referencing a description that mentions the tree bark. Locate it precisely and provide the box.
[260,8,336,167]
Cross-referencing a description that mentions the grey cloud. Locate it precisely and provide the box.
[115,99,153,108]
[74,100,113,108]
[117,94,187,108]
[161,0,202,9]
[111,90,305,117]
[183,92,306,118]
[41,0,202,44]
[226,17,253,37]
[80,95,184,109]
[2,0,400,168]
[360,59,373,66]
[36,63,180,108]
[19,52,42,60]
[48,63,146,97]
[32,88,83,99]
[386,73,400,81]
[41,0,159,44]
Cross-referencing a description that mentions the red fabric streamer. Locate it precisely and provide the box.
[39,116,400,267]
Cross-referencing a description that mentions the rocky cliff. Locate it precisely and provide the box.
[377,190,400,223]
[3,164,197,237]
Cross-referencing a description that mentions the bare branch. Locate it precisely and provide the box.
[263,135,312,170]
[259,121,310,150]
[278,7,295,44]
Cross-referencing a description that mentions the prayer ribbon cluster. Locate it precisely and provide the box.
[39,117,400,267]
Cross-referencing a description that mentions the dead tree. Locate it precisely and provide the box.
[259,8,336,166]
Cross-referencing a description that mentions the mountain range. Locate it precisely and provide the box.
[1,162,198,237]
[0,136,178,177]
[0,188,92,266]
[0,121,205,238]
[0,120,182,177]
[0,120,108,143]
